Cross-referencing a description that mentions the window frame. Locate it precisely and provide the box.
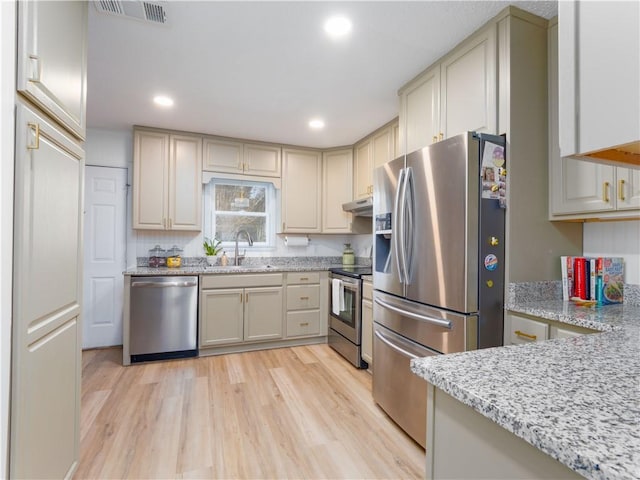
[203,178,277,250]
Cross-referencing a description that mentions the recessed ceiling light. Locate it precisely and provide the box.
[324,15,352,38]
[309,119,325,130]
[153,95,174,107]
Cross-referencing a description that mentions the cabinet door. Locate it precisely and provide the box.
[322,149,353,233]
[401,65,440,154]
[244,143,281,177]
[550,158,615,215]
[549,326,582,340]
[17,1,87,139]
[202,137,243,173]
[616,167,640,211]
[372,127,393,169]
[168,134,202,230]
[576,2,639,154]
[133,130,169,229]
[200,289,244,346]
[282,148,322,232]
[361,298,373,365]
[12,102,83,479]
[509,314,548,345]
[440,27,496,139]
[244,287,283,341]
[354,140,373,199]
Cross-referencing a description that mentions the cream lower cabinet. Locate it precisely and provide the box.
[285,272,325,338]
[361,279,373,367]
[200,274,283,347]
[281,148,322,233]
[507,312,596,345]
[133,128,202,231]
[426,386,582,480]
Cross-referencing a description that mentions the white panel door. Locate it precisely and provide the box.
[83,166,127,348]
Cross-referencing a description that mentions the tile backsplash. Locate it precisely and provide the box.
[133,230,373,267]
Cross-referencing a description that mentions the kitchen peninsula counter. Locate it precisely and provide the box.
[411,291,640,480]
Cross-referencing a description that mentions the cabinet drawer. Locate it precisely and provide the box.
[286,285,320,310]
[200,273,283,289]
[286,311,321,337]
[509,315,548,345]
[287,272,320,285]
[363,281,373,301]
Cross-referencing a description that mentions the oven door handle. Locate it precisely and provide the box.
[374,329,418,360]
[374,297,452,329]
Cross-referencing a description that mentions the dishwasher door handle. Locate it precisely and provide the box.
[131,280,198,288]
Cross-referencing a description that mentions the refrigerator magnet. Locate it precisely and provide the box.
[484,254,498,271]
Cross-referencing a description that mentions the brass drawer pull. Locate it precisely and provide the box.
[300,322,309,327]
[618,180,626,201]
[299,277,309,281]
[603,182,610,203]
[514,330,537,341]
[300,296,309,300]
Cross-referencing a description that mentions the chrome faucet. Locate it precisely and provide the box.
[234,230,253,266]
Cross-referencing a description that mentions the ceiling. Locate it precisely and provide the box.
[87,1,557,148]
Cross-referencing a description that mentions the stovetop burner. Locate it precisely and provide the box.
[329,266,372,279]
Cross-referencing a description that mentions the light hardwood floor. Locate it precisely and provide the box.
[76,345,425,479]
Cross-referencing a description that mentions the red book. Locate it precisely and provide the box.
[573,257,587,299]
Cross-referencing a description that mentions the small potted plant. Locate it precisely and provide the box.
[203,237,222,266]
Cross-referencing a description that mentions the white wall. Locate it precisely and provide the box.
[87,128,374,265]
[583,221,640,285]
[0,2,15,476]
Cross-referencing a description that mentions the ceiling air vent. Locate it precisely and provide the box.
[94,0,168,25]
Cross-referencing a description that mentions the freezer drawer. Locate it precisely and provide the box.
[129,276,198,361]
[372,322,438,448]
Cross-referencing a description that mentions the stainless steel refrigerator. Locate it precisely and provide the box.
[372,132,506,448]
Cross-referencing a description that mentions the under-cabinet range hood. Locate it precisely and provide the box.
[342,197,373,216]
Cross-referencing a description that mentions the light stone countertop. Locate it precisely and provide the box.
[411,293,640,480]
[124,263,345,276]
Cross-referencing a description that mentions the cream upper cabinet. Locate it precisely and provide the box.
[133,128,202,231]
[440,27,496,139]
[244,143,281,177]
[354,139,373,199]
[202,137,243,173]
[399,24,496,154]
[548,22,640,220]
[17,1,87,140]
[399,65,440,154]
[558,1,640,158]
[203,137,281,178]
[282,148,322,233]
[322,149,354,233]
[372,125,394,169]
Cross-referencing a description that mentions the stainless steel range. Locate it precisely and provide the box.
[328,266,371,369]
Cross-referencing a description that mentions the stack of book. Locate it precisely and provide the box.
[560,256,624,305]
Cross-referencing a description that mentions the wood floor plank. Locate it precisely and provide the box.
[76,345,425,479]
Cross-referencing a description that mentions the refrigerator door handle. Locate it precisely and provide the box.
[393,168,406,284]
[374,297,453,329]
[404,166,415,285]
[374,329,419,360]
[398,168,409,284]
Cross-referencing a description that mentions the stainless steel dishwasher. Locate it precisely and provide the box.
[129,276,198,363]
